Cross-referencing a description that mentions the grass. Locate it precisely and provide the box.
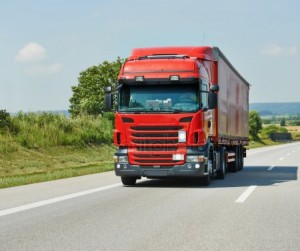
[247,138,286,149]
[0,144,115,188]
[0,112,116,188]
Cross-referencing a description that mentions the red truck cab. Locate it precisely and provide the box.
[105,46,249,186]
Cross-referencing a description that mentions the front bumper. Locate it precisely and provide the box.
[115,162,207,178]
[114,146,209,178]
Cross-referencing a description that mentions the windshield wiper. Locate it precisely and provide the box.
[170,108,182,113]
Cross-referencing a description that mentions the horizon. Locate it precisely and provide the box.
[5,101,300,115]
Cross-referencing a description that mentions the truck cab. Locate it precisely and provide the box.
[106,46,249,186]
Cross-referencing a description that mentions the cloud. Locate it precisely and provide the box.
[25,63,63,76]
[15,42,47,63]
[261,44,298,56]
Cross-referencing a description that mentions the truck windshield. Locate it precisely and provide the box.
[118,84,200,112]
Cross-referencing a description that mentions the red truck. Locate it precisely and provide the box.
[105,46,250,186]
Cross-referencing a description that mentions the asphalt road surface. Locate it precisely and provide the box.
[1,142,300,251]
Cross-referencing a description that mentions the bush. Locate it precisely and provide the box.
[7,112,113,149]
[261,125,288,139]
[0,109,10,128]
[289,120,300,126]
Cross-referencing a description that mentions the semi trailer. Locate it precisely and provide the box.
[105,46,250,186]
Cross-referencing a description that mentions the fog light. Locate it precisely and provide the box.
[135,76,144,82]
[116,164,121,169]
[170,75,180,81]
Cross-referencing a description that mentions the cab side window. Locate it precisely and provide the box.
[201,80,208,108]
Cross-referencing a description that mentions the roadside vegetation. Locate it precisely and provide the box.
[1,109,300,188]
[248,111,300,149]
[0,110,115,188]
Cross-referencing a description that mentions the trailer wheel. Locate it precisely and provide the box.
[121,177,137,186]
[228,147,238,173]
[238,146,244,171]
[216,147,226,179]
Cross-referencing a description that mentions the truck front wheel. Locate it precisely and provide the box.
[216,147,226,179]
[121,177,137,186]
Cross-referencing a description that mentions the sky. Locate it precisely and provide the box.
[0,0,300,113]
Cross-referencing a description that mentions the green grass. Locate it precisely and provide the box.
[0,162,113,189]
[0,144,115,188]
[247,138,286,149]
[0,112,116,188]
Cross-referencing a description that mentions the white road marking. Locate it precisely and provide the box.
[235,186,257,203]
[267,165,275,171]
[279,157,285,161]
[0,183,122,217]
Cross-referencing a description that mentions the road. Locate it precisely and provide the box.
[1,142,300,251]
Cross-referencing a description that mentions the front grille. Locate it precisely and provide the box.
[133,139,178,144]
[130,126,183,147]
[137,147,177,151]
[132,133,178,137]
[130,125,184,166]
[133,153,181,165]
[131,126,183,131]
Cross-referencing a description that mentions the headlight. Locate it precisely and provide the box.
[186,155,205,163]
[186,156,199,162]
[116,156,128,163]
[178,130,186,143]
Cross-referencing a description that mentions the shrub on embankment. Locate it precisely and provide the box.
[0,112,114,153]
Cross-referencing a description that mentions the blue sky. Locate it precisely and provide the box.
[1,0,299,112]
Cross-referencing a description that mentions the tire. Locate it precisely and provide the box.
[216,147,226,179]
[202,174,211,186]
[121,176,137,186]
[228,147,238,173]
[201,159,212,186]
[239,146,244,171]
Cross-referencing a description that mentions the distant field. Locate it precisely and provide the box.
[285,126,300,132]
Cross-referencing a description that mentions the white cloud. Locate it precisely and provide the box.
[15,42,47,63]
[261,44,298,56]
[25,63,63,76]
[286,46,298,55]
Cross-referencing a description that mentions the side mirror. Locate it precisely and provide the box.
[210,85,219,92]
[208,92,217,109]
[105,86,113,111]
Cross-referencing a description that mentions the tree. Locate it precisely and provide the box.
[262,118,271,125]
[249,110,262,139]
[0,109,11,129]
[69,57,125,116]
[280,117,286,127]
